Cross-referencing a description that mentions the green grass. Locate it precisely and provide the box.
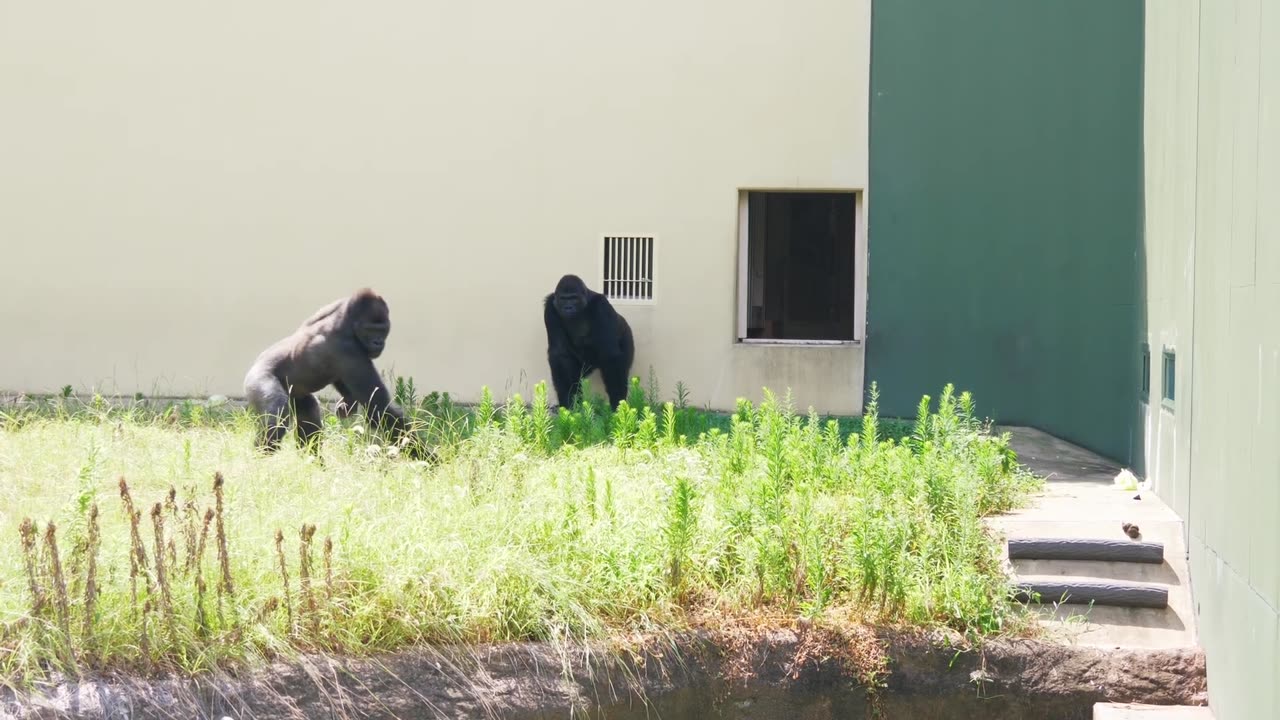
[0,380,1040,683]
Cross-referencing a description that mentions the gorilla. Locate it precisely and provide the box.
[243,288,410,452]
[544,274,635,410]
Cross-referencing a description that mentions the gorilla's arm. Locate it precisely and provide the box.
[588,294,633,409]
[587,294,624,359]
[332,379,360,419]
[544,297,585,407]
[338,359,406,434]
[543,297,572,352]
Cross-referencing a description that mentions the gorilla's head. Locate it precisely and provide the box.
[553,274,589,321]
[348,288,391,358]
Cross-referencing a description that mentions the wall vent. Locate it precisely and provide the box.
[602,235,655,303]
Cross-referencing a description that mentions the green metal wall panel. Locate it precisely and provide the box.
[866,0,1145,463]
[1170,0,1279,714]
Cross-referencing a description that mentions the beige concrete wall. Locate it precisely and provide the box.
[1143,1,1280,717]
[0,1,870,413]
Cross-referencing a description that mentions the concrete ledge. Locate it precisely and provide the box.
[0,630,1209,719]
[1015,578,1170,608]
[1009,537,1165,563]
[1094,702,1215,719]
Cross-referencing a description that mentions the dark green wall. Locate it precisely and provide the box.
[866,0,1145,463]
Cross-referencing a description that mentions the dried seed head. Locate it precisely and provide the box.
[323,535,335,593]
[214,476,234,596]
[150,506,172,632]
[43,521,71,651]
[83,503,101,643]
[19,518,36,546]
[274,530,294,632]
[19,518,43,614]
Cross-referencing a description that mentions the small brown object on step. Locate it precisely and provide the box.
[1122,522,1141,539]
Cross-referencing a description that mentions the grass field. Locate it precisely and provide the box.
[0,379,1040,684]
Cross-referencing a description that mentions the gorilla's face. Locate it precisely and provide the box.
[553,275,589,321]
[352,297,391,358]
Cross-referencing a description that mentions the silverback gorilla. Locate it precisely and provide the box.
[544,274,635,409]
[244,289,410,452]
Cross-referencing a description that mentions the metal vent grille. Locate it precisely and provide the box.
[602,236,654,302]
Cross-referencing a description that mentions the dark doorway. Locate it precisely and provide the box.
[743,191,857,341]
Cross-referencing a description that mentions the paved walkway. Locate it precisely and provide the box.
[990,427,1198,650]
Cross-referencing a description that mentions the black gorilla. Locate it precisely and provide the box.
[244,288,410,452]
[544,274,635,409]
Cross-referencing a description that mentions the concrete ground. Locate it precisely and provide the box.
[1093,703,1215,719]
[990,427,1198,651]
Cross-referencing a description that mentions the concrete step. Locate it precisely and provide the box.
[1014,576,1169,608]
[1009,536,1165,563]
[993,518,1183,546]
[1093,702,1214,719]
[1010,557,1181,585]
[990,432,1200,651]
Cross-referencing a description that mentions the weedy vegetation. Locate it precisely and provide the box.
[0,375,1040,685]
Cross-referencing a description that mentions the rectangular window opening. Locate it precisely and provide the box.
[602,236,655,303]
[739,191,857,342]
[1140,344,1151,399]
[1161,349,1176,406]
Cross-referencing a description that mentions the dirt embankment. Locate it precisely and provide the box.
[0,628,1206,720]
